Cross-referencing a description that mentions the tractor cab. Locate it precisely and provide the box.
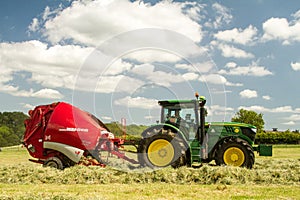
[158,99,200,140]
[158,94,207,141]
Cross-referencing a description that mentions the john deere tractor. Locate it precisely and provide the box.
[138,94,271,169]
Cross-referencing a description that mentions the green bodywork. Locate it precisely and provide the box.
[156,99,272,166]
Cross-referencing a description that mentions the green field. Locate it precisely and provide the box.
[0,145,299,200]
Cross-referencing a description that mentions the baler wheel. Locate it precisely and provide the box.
[43,157,64,170]
[215,138,254,169]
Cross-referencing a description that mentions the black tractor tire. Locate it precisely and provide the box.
[43,157,64,170]
[215,138,254,169]
[138,130,187,169]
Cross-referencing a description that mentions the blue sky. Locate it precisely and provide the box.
[0,0,300,131]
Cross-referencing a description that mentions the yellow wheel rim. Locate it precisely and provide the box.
[223,147,245,166]
[147,139,174,167]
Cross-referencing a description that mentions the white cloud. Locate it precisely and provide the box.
[262,95,271,100]
[239,105,295,113]
[200,74,242,86]
[31,88,64,99]
[292,10,300,20]
[210,3,233,28]
[207,104,234,116]
[217,43,254,58]
[0,84,63,99]
[0,40,139,95]
[21,103,35,110]
[0,40,96,94]
[125,49,181,63]
[219,61,273,77]
[291,62,300,71]
[131,63,190,87]
[239,89,258,98]
[114,96,158,109]
[101,116,113,121]
[42,0,203,46]
[286,114,300,121]
[93,75,144,94]
[282,121,295,125]
[214,25,258,45]
[175,61,214,73]
[28,18,39,32]
[262,16,300,44]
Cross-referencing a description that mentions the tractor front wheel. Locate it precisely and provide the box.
[43,157,64,170]
[215,138,254,169]
[138,132,186,168]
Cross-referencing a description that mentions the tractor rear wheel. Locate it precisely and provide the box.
[215,138,254,169]
[138,131,186,168]
[43,157,64,170]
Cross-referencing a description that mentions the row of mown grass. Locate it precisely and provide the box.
[0,145,299,199]
[0,145,299,185]
[0,158,299,185]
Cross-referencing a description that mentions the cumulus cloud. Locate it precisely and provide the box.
[207,104,235,117]
[20,103,35,110]
[262,15,300,44]
[28,18,39,32]
[42,0,203,46]
[114,96,158,109]
[0,40,95,94]
[282,121,295,125]
[239,105,295,113]
[262,95,271,100]
[291,62,300,71]
[239,89,258,98]
[200,74,242,86]
[31,88,64,99]
[219,62,273,76]
[131,63,191,87]
[0,84,63,99]
[209,3,233,28]
[216,43,254,58]
[175,61,215,73]
[214,25,258,45]
[286,114,300,121]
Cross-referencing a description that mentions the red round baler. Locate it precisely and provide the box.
[23,102,137,169]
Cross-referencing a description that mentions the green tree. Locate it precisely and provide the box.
[0,125,20,147]
[231,109,264,133]
[0,112,28,141]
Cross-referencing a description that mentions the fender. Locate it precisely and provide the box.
[44,141,84,163]
[141,123,189,147]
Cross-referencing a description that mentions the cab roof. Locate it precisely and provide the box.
[158,99,197,107]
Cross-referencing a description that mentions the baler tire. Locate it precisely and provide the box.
[215,138,254,169]
[138,132,186,168]
[43,157,64,170]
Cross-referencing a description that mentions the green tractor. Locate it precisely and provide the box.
[138,94,271,169]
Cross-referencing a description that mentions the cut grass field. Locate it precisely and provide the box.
[0,145,299,200]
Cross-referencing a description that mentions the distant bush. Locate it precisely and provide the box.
[106,122,147,138]
[255,130,300,144]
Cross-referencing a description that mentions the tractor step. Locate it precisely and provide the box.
[191,146,201,163]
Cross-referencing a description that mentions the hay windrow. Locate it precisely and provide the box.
[0,159,299,185]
